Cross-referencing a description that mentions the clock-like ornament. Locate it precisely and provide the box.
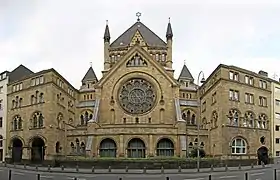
[118,78,157,114]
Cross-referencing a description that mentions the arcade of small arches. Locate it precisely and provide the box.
[69,137,175,158]
[80,110,93,126]
[9,135,46,163]
[227,109,268,129]
[11,111,45,131]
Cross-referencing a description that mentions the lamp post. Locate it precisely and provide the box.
[196,71,205,172]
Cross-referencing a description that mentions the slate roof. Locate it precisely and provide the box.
[110,21,167,48]
[82,67,98,83]
[166,22,173,39]
[178,65,194,80]
[9,64,34,83]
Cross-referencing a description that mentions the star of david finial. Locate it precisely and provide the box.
[184,60,186,65]
[136,12,141,21]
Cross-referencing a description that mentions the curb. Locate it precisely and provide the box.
[1,165,271,175]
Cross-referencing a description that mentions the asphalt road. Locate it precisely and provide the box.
[0,166,279,180]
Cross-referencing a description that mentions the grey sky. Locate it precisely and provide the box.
[1,0,280,88]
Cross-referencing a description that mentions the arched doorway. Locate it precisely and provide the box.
[31,137,45,162]
[156,138,174,156]
[99,138,117,157]
[127,138,145,158]
[257,146,269,165]
[11,138,23,163]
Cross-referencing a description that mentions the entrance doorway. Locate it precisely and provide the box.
[257,146,269,165]
[11,138,23,163]
[31,137,45,162]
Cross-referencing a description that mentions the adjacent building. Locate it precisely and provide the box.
[271,80,280,157]
[5,16,272,163]
[0,71,9,161]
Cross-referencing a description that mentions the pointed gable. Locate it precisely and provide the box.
[9,64,34,83]
[110,21,166,48]
[178,65,194,81]
[82,67,98,83]
[130,30,146,46]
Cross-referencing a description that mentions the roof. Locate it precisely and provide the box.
[178,65,194,80]
[110,21,167,48]
[82,67,98,83]
[9,64,34,83]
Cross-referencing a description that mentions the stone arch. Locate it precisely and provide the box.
[30,136,45,162]
[127,137,146,158]
[201,117,207,129]
[182,109,196,125]
[80,110,93,126]
[227,108,241,126]
[243,111,255,128]
[30,111,44,128]
[99,138,117,157]
[28,135,47,147]
[230,136,247,155]
[156,137,174,157]
[10,137,23,163]
[10,135,25,147]
[126,53,148,67]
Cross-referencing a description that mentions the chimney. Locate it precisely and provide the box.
[258,70,268,77]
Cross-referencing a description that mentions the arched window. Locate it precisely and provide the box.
[231,138,246,154]
[55,141,60,153]
[228,109,239,126]
[127,138,145,158]
[12,115,22,130]
[257,114,267,129]
[80,142,86,154]
[80,111,93,125]
[32,112,44,128]
[99,138,117,157]
[0,135,3,147]
[70,142,75,153]
[182,110,196,125]
[212,111,218,128]
[57,113,63,129]
[156,138,174,156]
[244,111,255,128]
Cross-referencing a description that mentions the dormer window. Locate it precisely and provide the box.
[185,82,189,87]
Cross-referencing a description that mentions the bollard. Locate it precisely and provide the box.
[245,172,248,180]
[209,174,211,180]
[262,161,265,168]
[125,166,128,173]
[251,163,254,169]
[76,165,79,172]
[73,178,77,180]
[210,164,214,172]
[143,166,146,173]
[274,169,277,180]
[24,164,26,169]
[119,178,122,180]
[225,164,228,171]
[8,169,11,180]
[47,165,51,172]
[4,161,6,167]
[161,166,164,173]
[178,166,181,173]
[37,174,40,180]
[166,177,170,180]
[36,165,38,171]
[238,164,241,170]
[91,166,95,173]
[108,166,111,173]
[61,165,64,171]
[13,163,16,168]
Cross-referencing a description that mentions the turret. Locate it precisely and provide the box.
[166,18,173,69]
[80,65,98,91]
[104,20,111,71]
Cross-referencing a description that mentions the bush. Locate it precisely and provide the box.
[190,148,206,158]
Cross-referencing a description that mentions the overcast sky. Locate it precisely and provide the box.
[1,0,280,88]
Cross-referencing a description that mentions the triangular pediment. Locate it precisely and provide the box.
[96,45,179,88]
[130,30,146,46]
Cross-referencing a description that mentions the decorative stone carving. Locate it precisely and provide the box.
[118,78,156,114]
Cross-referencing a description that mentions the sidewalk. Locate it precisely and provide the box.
[0,163,272,174]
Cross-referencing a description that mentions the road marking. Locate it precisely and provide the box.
[13,172,24,175]
[219,176,237,179]
[41,176,54,179]
[251,172,264,176]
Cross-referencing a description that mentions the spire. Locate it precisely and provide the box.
[104,20,110,43]
[178,63,194,81]
[166,17,173,40]
[82,66,98,83]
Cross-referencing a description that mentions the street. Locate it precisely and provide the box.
[0,166,279,180]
